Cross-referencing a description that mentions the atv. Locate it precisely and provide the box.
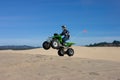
[42,33,75,56]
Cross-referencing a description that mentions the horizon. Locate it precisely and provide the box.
[0,0,120,46]
[0,40,119,47]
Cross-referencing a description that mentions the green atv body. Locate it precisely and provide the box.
[42,33,75,56]
[53,33,75,47]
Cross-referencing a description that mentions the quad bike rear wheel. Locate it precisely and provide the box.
[42,41,51,50]
[66,48,74,56]
[58,48,64,56]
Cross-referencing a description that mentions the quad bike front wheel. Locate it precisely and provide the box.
[58,48,64,56]
[66,48,74,56]
[42,41,51,50]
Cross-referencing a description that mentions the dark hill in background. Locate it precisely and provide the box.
[86,40,120,47]
[0,45,40,50]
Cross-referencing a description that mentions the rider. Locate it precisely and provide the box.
[60,25,70,45]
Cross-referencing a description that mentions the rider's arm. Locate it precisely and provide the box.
[60,31,64,36]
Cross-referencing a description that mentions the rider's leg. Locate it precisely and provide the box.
[62,37,69,44]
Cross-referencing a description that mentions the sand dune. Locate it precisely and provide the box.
[0,46,120,80]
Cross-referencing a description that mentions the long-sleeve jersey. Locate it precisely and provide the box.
[60,29,70,38]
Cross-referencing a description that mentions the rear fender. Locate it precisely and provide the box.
[65,42,75,47]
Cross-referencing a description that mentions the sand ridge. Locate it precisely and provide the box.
[0,46,120,80]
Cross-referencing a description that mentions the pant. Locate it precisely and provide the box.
[62,36,69,43]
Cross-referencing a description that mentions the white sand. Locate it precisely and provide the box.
[0,46,120,80]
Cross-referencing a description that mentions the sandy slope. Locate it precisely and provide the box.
[0,46,120,80]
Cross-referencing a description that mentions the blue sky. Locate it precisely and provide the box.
[0,0,120,46]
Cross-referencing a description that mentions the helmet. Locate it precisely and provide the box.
[61,25,66,29]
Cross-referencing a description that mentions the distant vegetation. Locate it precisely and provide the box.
[86,40,120,47]
[0,45,40,50]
